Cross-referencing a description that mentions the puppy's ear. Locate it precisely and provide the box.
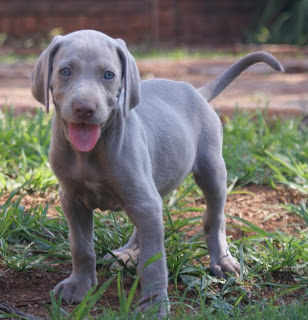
[116,39,141,118]
[30,35,63,113]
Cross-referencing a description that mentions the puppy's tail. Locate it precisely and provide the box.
[198,51,284,103]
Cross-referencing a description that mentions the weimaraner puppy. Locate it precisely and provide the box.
[31,30,283,317]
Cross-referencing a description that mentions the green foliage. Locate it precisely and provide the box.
[223,110,308,193]
[0,108,56,191]
[281,201,308,226]
[0,52,37,64]
[0,190,70,271]
[250,0,308,45]
[230,215,308,275]
[43,298,308,320]
[132,48,245,61]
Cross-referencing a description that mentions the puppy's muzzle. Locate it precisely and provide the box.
[72,98,97,120]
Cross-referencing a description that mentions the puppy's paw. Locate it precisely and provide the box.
[211,255,241,278]
[104,248,139,269]
[54,275,97,304]
[137,292,170,319]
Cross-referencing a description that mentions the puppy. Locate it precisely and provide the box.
[31,30,283,317]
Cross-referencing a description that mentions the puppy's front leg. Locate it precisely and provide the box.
[126,198,169,318]
[54,191,98,303]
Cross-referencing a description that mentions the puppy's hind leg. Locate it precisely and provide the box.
[193,151,240,278]
[104,227,140,269]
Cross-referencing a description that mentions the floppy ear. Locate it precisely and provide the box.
[30,35,63,113]
[116,39,141,118]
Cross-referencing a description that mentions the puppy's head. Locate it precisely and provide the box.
[31,30,140,152]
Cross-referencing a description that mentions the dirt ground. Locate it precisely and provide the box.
[0,47,307,318]
[0,46,308,117]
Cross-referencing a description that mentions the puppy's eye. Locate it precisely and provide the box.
[59,68,71,76]
[104,71,115,80]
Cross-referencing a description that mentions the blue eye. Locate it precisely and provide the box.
[59,68,71,76]
[104,71,115,80]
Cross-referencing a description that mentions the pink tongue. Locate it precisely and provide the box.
[68,123,101,152]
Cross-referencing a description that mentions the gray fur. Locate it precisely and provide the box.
[30,30,283,317]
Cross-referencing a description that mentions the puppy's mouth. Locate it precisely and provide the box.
[68,123,101,152]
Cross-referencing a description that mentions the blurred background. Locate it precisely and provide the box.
[0,0,307,116]
[0,0,307,48]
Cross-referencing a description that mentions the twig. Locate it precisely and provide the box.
[0,296,48,320]
[15,298,50,308]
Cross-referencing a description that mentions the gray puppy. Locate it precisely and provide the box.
[31,30,283,317]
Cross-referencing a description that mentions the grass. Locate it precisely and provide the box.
[132,48,249,61]
[0,108,56,190]
[0,52,38,64]
[223,110,308,193]
[0,108,307,319]
[0,48,246,65]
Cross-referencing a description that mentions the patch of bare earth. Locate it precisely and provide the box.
[0,184,306,318]
[226,185,306,238]
[1,50,308,118]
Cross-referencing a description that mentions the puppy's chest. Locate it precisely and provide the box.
[83,180,121,211]
[59,162,122,212]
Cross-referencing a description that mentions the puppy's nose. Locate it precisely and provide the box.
[72,99,96,120]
